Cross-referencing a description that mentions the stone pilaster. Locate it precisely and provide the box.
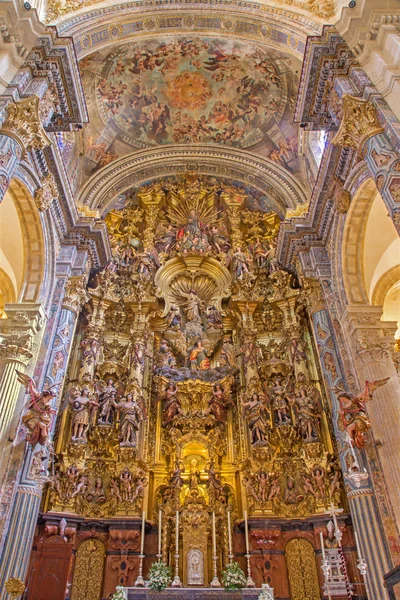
[0,304,44,442]
[303,280,392,599]
[344,306,400,527]
[0,276,89,595]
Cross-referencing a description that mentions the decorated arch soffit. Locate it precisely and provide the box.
[71,30,310,201]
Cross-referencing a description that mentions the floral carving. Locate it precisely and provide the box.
[331,94,384,151]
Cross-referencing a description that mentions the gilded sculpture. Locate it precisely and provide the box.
[42,175,346,573]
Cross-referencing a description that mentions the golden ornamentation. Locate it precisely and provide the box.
[333,184,351,214]
[70,539,106,600]
[63,275,90,315]
[0,96,52,156]
[285,201,310,220]
[34,173,58,211]
[331,94,384,151]
[285,539,320,600]
[4,578,25,599]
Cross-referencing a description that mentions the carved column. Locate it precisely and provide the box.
[332,94,400,232]
[0,96,52,203]
[344,306,400,526]
[0,304,44,442]
[302,279,392,600]
[0,277,88,598]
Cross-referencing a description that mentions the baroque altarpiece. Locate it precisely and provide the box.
[26,174,362,599]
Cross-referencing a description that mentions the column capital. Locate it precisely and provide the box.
[62,275,90,316]
[331,94,384,151]
[0,303,45,364]
[0,96,52,158]
[344,305,398,364]
[299,277,325,315]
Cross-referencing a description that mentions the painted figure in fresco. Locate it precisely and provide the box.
[333,378,389,449]
[69,388,99,441]
[189,341,211,370]
[182,290,202,323]
[207,384,228,422]
[112,393,144,447]
[161,383,183,425]
[16,371,58,446]
[241,392,271,444]
[232,247,252,279]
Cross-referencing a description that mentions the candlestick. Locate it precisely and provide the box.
[227,510,233,563]
[140,510,146,553]
[212,512,217,555]
[157,509,162,560]
[171,510,182,587]
[354,530,362,559]
[134,512,146,586]
[244,510,249,554]
[320,531,325,560]
[210,512,221,587]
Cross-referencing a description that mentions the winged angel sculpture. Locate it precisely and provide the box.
[15,370,58,446]
[332,378,389,449]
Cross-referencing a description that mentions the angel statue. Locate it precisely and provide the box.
[16,371,57,446]
[112,392,146,447]
[68,387,99,441]
[333,378,389,449]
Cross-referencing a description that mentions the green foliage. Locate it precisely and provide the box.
[221,561,247,590]
[148,561,172,592]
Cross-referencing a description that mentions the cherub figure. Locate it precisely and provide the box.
[257,470,269,502]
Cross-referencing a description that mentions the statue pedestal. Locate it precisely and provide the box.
[126,588,262,599]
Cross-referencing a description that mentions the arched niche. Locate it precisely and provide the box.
[0,179,45,305]
[341,177,400,336]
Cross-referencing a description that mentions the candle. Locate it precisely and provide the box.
[320,531,325,560]
[227,510,232,556]
[158,509,162,556]
[244,510,249,554]
[140,510,146,554]
[332,512,339,537]
[354,530,362,559]
[175,510,179,551]
[212,512,217,556]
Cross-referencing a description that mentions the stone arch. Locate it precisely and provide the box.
[0,268,16,317]
[77,145,308,218]
[6,178,45,303]
[372,265,400,306]
[341,177,377,305]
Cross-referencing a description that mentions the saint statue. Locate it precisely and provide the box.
[189,341,210,370]
[182,290,202,323]
[112,392,144,447]
[161,383,183,425]
[69,388,99,441]
[241,392,271,444]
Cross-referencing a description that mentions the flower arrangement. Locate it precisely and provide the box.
[111,587,126,600]
[148,561,172,592]
[221,561,246,590]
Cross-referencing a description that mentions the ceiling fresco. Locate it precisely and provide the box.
[78,36,308,192]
